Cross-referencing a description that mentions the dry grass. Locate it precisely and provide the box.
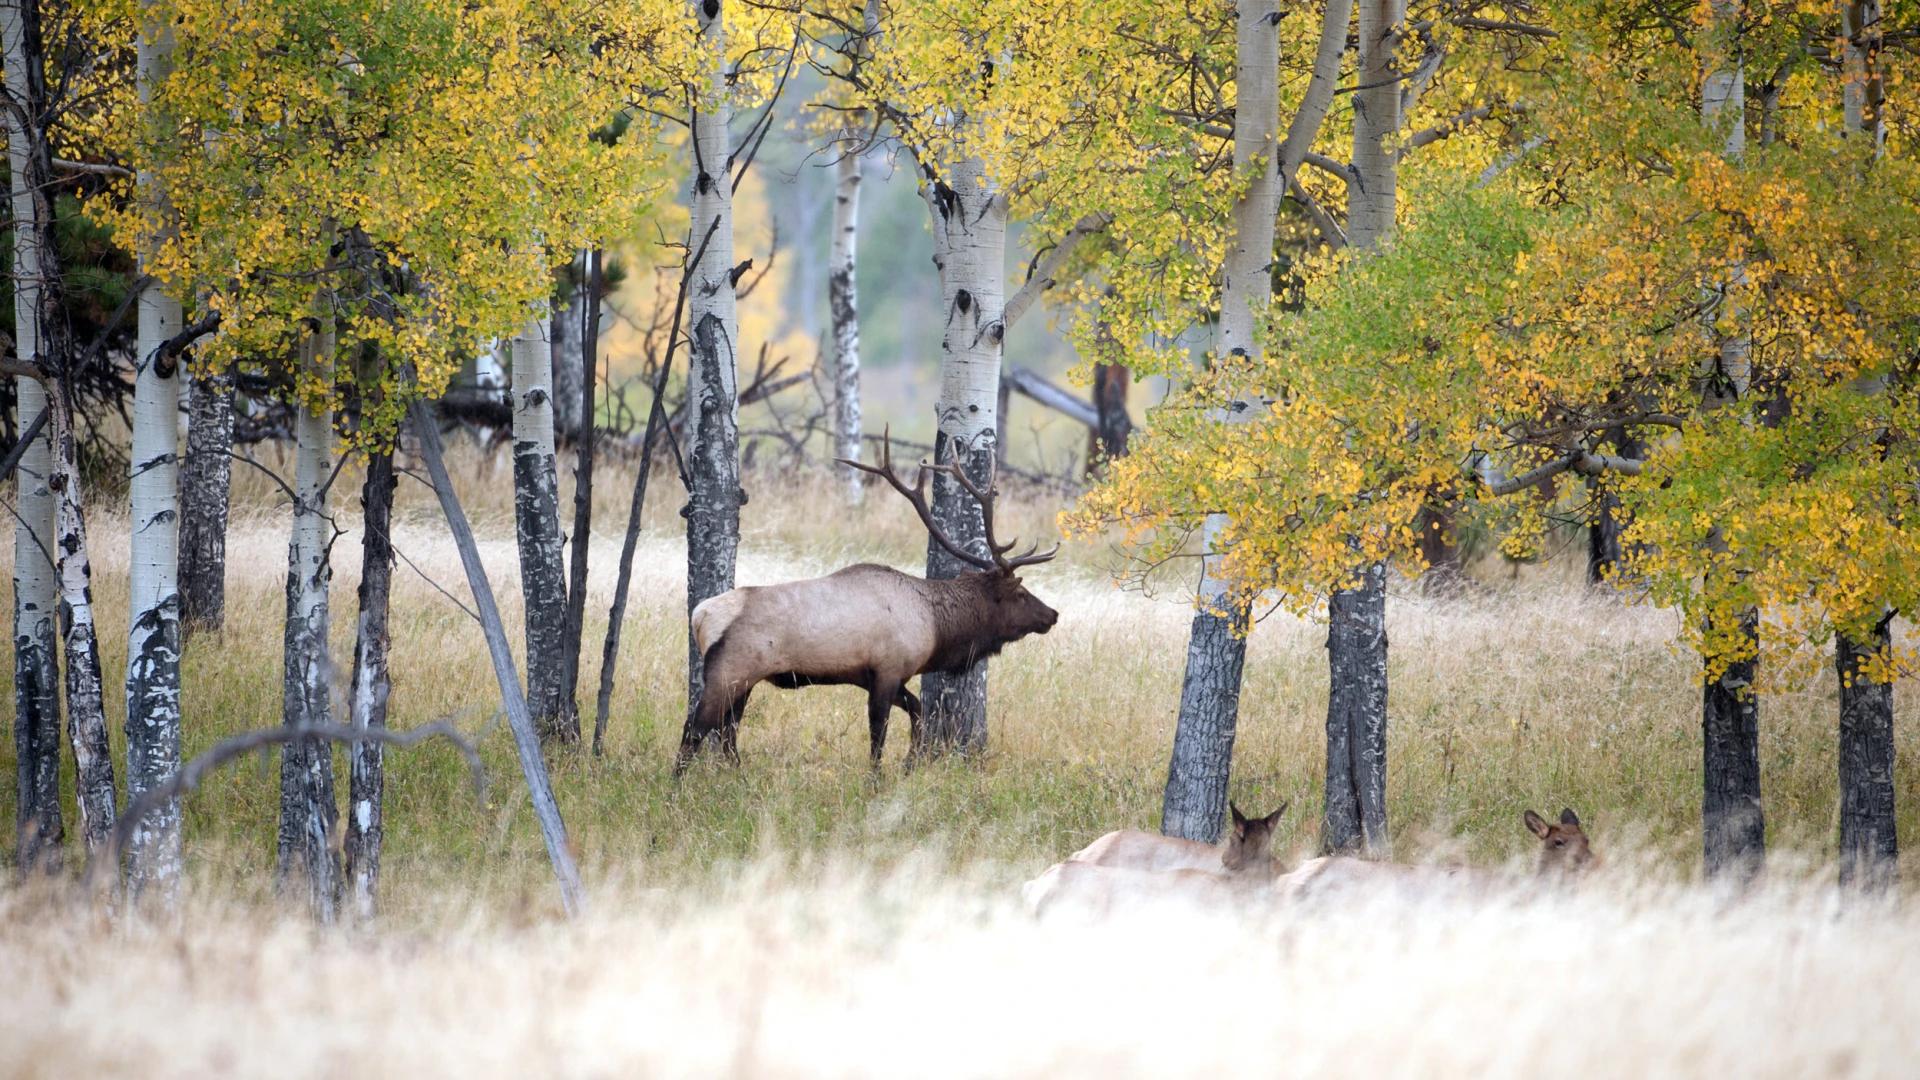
[4,441,1920,1073]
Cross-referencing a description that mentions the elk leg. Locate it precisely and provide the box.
[719,687,752,766]
[675,677,733,774]
[867,683,899,767]
[894,686,922,745]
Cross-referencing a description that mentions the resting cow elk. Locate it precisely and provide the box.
[1024,802,1288,916]
[677,438,1059,772]
[1068,802,1288,874]
[1279,808,1597,904]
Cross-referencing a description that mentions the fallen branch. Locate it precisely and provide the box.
[92,719,484,892]
[1004,366,1099,428]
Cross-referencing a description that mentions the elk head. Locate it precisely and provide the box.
[1524,808,1596,875]
[1223,801,1289,872]
[840,430,1059,640]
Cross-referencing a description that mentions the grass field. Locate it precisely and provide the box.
[4,442,1919,1074]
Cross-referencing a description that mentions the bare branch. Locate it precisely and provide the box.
[1004,212,1111,330]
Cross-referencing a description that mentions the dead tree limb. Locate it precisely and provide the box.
[1003,366,1098,428]
[92,718,484,894]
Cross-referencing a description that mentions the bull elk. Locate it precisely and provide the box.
[677,437,1059,772]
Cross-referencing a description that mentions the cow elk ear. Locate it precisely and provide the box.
[1230,802,1249,833]
[1560,807,1582,829]
[1524,810,1551,839]
[1264,801,1289,829]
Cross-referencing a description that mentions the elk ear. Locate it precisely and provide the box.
[1263,801,1289,829]
[1230,802,1249,833]
[1524,810,1551,839]
[1559,808,1582,829]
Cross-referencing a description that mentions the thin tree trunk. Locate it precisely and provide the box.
[1702,613,1764,883]
[410,403,585,916]
[125,4,185,899]
[277,310,339,922]
[511,313,576,742]
[915,151,1007,761]
[830,141,863,504]
[679,0,742,755]
[562,250,600,718]
[10,378,62,868]
[345,450,394,920]
[1698,0,1764,883]
[1319,0,1402,858]
[1088,361,1132,471]
[1585,429,1640,587]
[49,383,118,855]
[1162,0,1281,839]
[179,366,235,631]
[1834,0,1892,893]
[1325,562,1389,853]
[4,0,62,868]
[550,255,588,441]
[1836,614,1895,890]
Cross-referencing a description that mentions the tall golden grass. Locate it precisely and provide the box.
[3,442,1918,1073]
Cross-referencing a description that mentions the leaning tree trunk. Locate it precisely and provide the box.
[5,0,62,868]
[278,314,339,922]
[679,0,742,754]
[829,132,864,504]
[914,151,1007,761]
[1161,0,1282,840]
[511,312,576,742]
[125,6,185,899]
[179,365,235,632]
[346,450,395,919]
[1836,613,1895,890]
[410,403,585,916]
[49,383,119,855]
[1319,0,1402,857]
[1834,0,1892,891]
[1698,0,1764,883]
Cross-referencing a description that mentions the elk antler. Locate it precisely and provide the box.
[932,449,1059,571]
[838,428,998,572]
[838,428,1058,573]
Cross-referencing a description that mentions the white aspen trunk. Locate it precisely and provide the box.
[1697,0,1764,883]
[678,0,743,758]
[1161,0,1280,840]
[1320,0,1402,858]
[346,451,395,919]
[914,152,1007,759]
[126,1,184,899]
[4,0,61,867]
[49,385,119,854]
[829,142,864,504]
[278,304,339,922]
[511,311,575,741]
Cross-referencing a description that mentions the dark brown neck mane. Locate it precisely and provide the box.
[919,572,1023,674]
